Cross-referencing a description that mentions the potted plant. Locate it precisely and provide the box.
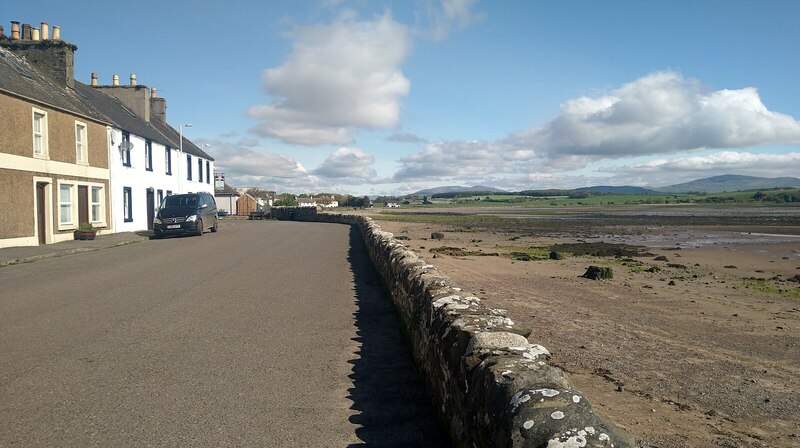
[74,222,97,240]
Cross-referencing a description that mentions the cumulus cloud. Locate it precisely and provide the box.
[248,13,411,145]
[313,146,377,179]
[420,0,485,41]
[602,151,800,185]
[393,72,800,184]
[513,71,800,161]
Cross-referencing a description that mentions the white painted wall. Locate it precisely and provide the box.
[108,127,214,232]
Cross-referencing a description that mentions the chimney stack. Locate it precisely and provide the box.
[41,22,49,40]
[150,90,167,124]
[52,25,60,41]
[112,74,119,86]
[130,73,137,86]
[2,22,76,89]
[91,72,98,87]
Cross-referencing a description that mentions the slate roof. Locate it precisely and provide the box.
[0,45,108,124]
[73,82,174,148]
[148,118,214,160]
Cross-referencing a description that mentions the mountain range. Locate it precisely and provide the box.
[411,175,800,196]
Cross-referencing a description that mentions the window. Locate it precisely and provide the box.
[121,132,131,167]
[59,184,73,225]
[165,147,172,175]
[206,161,211,183]
[32,108,48,158]
[198,158,203,183]
[186,154,192,181]
[75,122,88,164]
[166,190,172,196]
[123,187,133,222]
[145,140,153,171]
[157,189,164,207]
[91,186,103,223]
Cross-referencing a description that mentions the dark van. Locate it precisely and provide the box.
[153,192,218,238]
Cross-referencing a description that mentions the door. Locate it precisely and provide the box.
[36,182,47,245]
[146,189,155,231]
[78,185,89,225]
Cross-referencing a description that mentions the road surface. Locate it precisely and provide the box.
[0,220,449,447]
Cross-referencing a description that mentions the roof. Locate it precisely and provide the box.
[215,182,240,196]
[73,82,174,148]
[150,119,214,161]
[0,45,109,125]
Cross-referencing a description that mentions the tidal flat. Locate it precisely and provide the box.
[362,204,800,448]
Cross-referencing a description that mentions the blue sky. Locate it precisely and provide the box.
[3,0,799,194]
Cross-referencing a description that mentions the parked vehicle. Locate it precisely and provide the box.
[153,193,218,238]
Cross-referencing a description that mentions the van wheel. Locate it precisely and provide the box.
[210,218,218,233]
[195,219,203,236]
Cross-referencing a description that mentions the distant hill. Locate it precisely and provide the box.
[574,185,659,195]
[656,175,800,194]
[413,185,506,195]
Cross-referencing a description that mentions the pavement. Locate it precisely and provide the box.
[0,231,149,267]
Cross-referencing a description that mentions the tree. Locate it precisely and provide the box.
[274,195,298,206]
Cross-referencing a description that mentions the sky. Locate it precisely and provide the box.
[3,0,800,195]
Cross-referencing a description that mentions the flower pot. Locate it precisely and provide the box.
[74,230,97,240]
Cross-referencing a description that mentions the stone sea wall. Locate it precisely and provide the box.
[277,208,632,447]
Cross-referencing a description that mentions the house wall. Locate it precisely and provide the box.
[0,92,112,248]
[215,194,238,214]
[108,128,180,232]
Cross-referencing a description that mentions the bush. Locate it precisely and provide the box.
[431,232,444,240]
[582,266,613,280]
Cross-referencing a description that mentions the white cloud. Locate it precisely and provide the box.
[313,146,377,179]
[393,72,800,185]
[512,71,800,162]
[248,13,411,145]
[387,132,429,144]
[602,151,800,186]
[420,0,485,41]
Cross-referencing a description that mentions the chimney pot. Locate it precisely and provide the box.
[41,22,49,40]
[151,88,157,98]
[52,25,60,41]
[91,72,98,87]
[130,73,137,86]
[22,23,31,40]
[32,27,40,41]
[112,74,119,86]
[11,21,20,40]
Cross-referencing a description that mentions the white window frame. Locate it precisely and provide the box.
[57,182,75,229]
[75,121,88,165]
[90,185,104,225]
[32,108,49,159]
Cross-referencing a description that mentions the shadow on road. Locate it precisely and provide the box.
[345,226,452,448]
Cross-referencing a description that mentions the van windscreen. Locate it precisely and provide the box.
[162,195,198,209]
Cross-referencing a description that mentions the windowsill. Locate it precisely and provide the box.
[58,223,76,231]
[77,161,89,166]
[146,168,153,172]
[33,153,50,160]
[122,163,132,168]
[166,172,172,176]
[91,222,107,228]
[123,218,133,223]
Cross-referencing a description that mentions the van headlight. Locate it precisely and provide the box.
[153,217,162,224]
[186,215,198,222]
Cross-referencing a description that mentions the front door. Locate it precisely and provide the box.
[146,189,155,231]
[78,185,89,226]
[36,182,47,245]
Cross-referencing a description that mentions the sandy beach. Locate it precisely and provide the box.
[369,206,800,448]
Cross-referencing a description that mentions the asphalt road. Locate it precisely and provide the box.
[0,220,449,447]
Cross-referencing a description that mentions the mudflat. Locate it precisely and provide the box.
[366,205,800,448]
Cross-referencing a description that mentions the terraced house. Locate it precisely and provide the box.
[0,22,111,247]
[0,20,214,247]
